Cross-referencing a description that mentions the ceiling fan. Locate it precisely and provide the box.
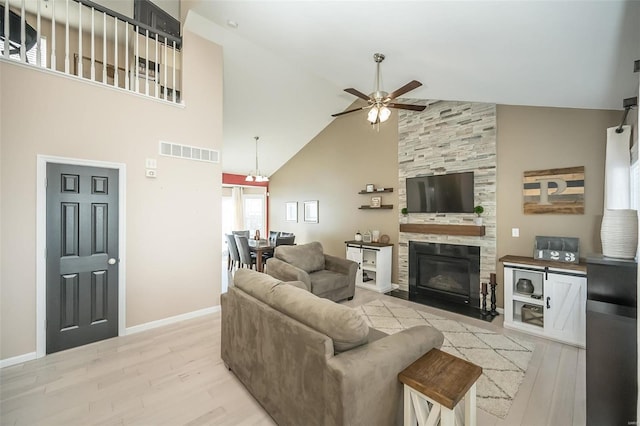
[332,53,426,124]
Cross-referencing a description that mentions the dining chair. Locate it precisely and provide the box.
[232,230,250,239]
[225,233,241,271]
[268,231,280,245]
[275,235,296,246]
[234,235,257,270]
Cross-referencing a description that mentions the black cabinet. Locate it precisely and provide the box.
[586,255,637,426]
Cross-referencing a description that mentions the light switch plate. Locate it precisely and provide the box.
[512,228,520,237]
[145,158,157,169]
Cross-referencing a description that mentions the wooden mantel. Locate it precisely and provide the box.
[399,223,486,237]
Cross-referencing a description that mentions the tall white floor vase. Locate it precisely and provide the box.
[601,209,638,259]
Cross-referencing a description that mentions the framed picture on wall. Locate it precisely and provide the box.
[285,202,298,222]
[303,200,319,223]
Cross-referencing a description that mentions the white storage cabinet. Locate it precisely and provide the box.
[502,257,586,347]
[345,241,393,293]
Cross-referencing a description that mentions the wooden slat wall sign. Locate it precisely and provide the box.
[523,166,585,214]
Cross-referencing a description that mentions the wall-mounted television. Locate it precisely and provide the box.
[406,172,474,213]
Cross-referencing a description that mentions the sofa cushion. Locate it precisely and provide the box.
[234,269,369,353]
[275,241,325,273]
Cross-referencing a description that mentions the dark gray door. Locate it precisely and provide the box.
[46,163,119,354]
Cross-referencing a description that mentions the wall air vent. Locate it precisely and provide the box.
[159,141,220,163]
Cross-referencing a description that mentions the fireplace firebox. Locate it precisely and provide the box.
[409,241,480,308]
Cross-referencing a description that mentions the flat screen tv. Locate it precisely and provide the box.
[406,172,474,213]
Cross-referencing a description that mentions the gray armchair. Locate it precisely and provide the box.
[266,241,357,302]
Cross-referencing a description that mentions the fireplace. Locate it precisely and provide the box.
[409,241,480,308]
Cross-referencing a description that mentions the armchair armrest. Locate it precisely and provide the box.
[265,257,311,291]
[324,254,357,276]
[326,326,444,425]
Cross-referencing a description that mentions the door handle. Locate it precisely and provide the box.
[108,258,117,265]
[546,297,551,309]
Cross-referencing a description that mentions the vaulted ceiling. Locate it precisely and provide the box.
[185,1,640,177]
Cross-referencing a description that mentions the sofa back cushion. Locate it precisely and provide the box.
[274,241,325,273]
[234,269,369,353]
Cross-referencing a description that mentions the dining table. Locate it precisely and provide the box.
[248,239,275,273]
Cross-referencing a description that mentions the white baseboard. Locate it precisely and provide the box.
[125,305,221,335]
[0,352,37,369]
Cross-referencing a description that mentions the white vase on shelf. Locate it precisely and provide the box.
[600,209,638,259]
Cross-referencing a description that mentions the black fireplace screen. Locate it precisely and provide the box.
[409,241,480,305]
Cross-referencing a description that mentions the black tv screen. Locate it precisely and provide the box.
[406,172,474,213]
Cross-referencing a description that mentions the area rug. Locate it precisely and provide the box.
[355,300,535,419]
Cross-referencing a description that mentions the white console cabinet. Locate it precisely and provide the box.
[501,255,586,347]
[345,241,393,293]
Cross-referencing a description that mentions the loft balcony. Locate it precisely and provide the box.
[1,0,182,103]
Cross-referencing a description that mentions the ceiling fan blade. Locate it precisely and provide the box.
[344,88,371,101]
[387,103,426,111]
[331,106,368,117]
[386,80,423,101]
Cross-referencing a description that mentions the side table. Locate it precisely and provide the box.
[398,348,482,426]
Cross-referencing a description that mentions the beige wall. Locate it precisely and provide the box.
[268,104,401,281]
[270,103,620,308]
[496,106,620,258]
[0,30,223,360]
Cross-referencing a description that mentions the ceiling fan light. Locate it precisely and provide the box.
[367,107,379,123]
[245,175,254,182]
[379,106,391,122]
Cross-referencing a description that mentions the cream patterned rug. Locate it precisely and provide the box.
[355,300,535,419]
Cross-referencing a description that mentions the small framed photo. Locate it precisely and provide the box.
[366,184,375,192]
[285,202,298,222]
[370,196,381,208]
[303,200,318,223]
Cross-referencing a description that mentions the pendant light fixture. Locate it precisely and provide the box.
[245,136,269,182]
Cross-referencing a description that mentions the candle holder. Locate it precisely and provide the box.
[480,283,489,316]
[489,273,498,316]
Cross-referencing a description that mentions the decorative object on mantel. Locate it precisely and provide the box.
[362,230,372,243]
[370,196,381,208]
[473,205,484,226]
[379,234,390,244]
[400,207,408,224]
[245,136,269,182]
[372,230,380,243]
[533,236,579,264]
[355,231,362,242]
[366,183,375,192]
[523,166,584,214]
[601,209,638,259]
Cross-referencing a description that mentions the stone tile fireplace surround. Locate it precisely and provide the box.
[397,100,497,309]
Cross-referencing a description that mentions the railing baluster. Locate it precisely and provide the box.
[20,0,25,62]
[51,0,56,70]
[154,32,158,97]
[78,1,82,77]
[135,25,139,92]
[114,17,118,87]
[172,40,176,103]
[37,0,42,66]
[90,7,94,81]
[145,29,149,96]
[102,11,106,83]
[163,37,167,100]
[64,0,69,73]
[3,0,9,59]
[124,23,129,90]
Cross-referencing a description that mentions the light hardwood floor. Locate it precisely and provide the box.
[1,269,585,426]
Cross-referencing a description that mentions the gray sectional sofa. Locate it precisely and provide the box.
[221,269,444,426]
